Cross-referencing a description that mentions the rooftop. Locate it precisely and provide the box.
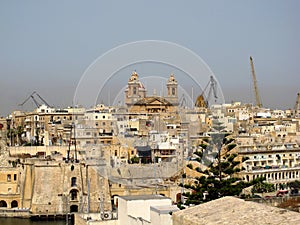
[118,194,169,201]
[173,196,300,225]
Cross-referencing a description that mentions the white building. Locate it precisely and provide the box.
[117,195,178,225]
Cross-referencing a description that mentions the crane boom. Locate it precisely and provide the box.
[250,56,262,108]
[295,92,300,117]
[195,75,218,108]
[19,91,51,108]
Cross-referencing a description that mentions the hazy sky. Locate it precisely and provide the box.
[0,0,299,116]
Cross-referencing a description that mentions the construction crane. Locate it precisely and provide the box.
[195,76,218,108]
[19,91,51,108]
[179,94,187,107]
[250,56,263,108]
[295,92,300,117]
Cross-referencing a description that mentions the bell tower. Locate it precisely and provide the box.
[125,71,146,106]
[166,73,178,105]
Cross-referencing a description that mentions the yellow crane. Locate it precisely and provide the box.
[195,76,218,108]
[250,56,263,108]
[295,92,300,117]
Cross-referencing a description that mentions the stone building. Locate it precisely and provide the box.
[0,167,21,209]
[125,72,178,114]
[238,142,300,189]
[0,159,112,217]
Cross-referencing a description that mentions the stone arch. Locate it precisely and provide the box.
[11,200,18,208]
[176,193,182,203]
[246,175,249,182]
[70,189,79,201]
[70,205,78,213]
[0,200,7,208]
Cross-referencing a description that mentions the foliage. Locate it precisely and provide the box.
[177,202,186,210]
[179,135,257,208]
[242,156,250,162]
[194,151,203,158]
[195,167,202,173]
[187,163,193,170]
[252,181,275,193]
[227,144,237,151]
[288,180,300,189]
[199,144,207,150]
[130,156,139,164]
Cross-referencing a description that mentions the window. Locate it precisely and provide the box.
[14,174,17,181]
[172,87,175,95]
[70,189,78,200]
[7,174,11,182]
[71,177,77,187]
[133,87,137,95]
[115,150,118,156]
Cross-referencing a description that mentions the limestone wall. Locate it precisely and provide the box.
[31,163,65,214]
[9,146,68,157]
[29,162,111,215]
[74,214,119,225]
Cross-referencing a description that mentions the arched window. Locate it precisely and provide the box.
[0,200,7,208]
[70,189,78,201]
[70,205,78,213]
[11,200,18,208]
[176,193,181,203]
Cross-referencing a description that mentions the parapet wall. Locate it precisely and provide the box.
[9,146,68,157]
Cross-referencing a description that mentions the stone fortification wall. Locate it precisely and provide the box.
[31,163,66,214]
[9,146,68,157]
[109,162,179,179]
[29,161,112,215]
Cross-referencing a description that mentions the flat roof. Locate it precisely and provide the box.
[150,205,179,214]
[173,196,300,225]
[118,194,169,201]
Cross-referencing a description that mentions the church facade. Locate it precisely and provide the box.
[125,72,178,114]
